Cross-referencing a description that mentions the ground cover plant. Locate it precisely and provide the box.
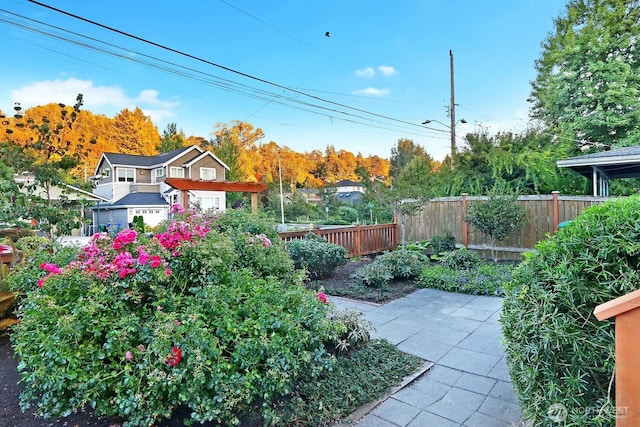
[417,248,515,296]
[6,206,421,427]
[501,197,640,426]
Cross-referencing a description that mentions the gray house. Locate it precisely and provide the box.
[91,146,229,231]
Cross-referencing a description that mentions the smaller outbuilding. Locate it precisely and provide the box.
[557,146,640,196]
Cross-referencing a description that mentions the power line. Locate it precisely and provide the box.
[1,9,449,140]
[26,0,430,133]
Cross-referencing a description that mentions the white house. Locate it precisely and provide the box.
[91,146,229,231]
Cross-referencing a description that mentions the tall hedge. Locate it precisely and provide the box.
[501,197,640,426]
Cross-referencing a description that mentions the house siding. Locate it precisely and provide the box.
[190,156,225,181]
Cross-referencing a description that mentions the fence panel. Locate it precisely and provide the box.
[402,193,608,261]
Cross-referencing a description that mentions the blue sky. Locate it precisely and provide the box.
[0,0,566,160]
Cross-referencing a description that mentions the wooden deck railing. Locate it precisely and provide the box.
[594,289,640,426]
[278,224,397,258]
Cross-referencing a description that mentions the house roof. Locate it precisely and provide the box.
[181,150,230,171]
[557,146,640,180]
[335,179,363,187]
[103,146,195,167]
[101,193,169,208]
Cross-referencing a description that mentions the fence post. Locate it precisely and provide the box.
[552,191,560,233]
[355,224,361,257]
[461,193,469,248]
[594,289,640,426]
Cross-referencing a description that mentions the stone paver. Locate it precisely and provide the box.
[329,291,524,426]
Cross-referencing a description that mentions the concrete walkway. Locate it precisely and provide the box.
[331,288,525,427]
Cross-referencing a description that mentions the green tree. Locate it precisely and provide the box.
[157,123,185,153]
[464,183,530,261]
[530,0,640,151]
[389,138,426,178]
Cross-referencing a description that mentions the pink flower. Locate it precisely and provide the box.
[37,278,45,288]
[0,244,11,254]
[318,292,327,304]
[137,249,150,265]
[41,263,62,274]
[165,268,171,276]
[139,345,146,352]
[125,351,132,360]
[150,255,162,268]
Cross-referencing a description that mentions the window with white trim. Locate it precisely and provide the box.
[169,167,185,178]
[117,168,135,182]
[200,167,216,181]
[196,196,220,211]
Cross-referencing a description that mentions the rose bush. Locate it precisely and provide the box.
[10,206,344,426]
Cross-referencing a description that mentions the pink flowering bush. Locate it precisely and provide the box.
[11,207,342,427]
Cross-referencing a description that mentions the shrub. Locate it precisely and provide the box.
[427,228,456,255]
[407,229,456,256]
[437,247,481,270]
[375,248,428,279]
[351,261,393,289]
[465,185,529,261]
[287,233,347,281]
[351,248,427,289]
[326,306,375,354]
[500,197,640,426]
[10,206,343,427]
[0,227,35,242]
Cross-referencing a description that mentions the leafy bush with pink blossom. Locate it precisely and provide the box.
[10,207,343,426]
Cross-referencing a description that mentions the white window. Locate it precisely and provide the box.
[200,167,216,181]
[102,169,111,177]
[117,168,135,182]
[196,196,220,211]
[152,168,164,184]
[169,167,185,178]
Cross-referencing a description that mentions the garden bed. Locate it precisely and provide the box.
[313,257,420,303]
[0,259,422,427]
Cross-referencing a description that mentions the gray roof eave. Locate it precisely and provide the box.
[557,154,640,168]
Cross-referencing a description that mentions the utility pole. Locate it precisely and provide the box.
[449,49,457,170]
[278,154,285,225]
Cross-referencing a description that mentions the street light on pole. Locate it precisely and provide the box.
[421,50,466,169]
[421,117,467,166]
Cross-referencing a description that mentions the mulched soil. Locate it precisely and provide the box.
[0,259,419,427]
[311,256,420,303]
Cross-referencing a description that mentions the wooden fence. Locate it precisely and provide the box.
[402,192,609,261]
[278,224,397,258]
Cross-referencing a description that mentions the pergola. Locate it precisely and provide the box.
[164,178,268,212]
[556,146,640,196]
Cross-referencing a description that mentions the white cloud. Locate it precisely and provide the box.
[9,78,180,123]
[351,87,389,96]
[378,65,397,76]
[355,67,375,78]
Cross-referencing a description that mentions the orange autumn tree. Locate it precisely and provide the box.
[109,107,159,156]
